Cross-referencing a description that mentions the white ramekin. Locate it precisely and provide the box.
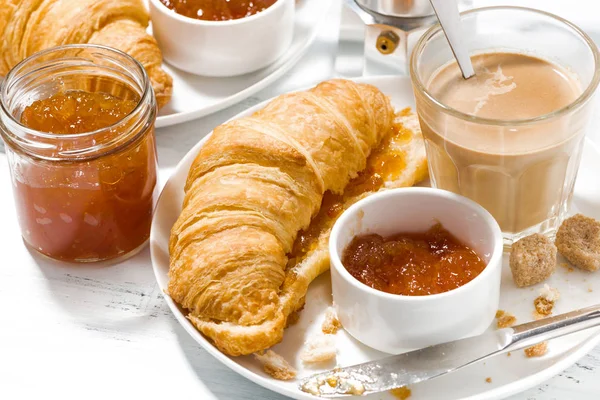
[149,0,295,77]
[329,187,503,354]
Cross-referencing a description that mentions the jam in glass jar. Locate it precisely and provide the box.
[0,45,158,263]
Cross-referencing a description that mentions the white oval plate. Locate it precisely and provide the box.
[153,0,333,128]
[150,76,600,399]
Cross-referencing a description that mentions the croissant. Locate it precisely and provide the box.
[0,0,172,108]
[168,79,401,356]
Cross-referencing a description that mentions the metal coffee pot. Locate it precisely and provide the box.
[345,0,472,75]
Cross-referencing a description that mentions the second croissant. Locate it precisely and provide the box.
[0,0,173,108]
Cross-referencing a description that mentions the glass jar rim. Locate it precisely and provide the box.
[0,43,152,140]
[409,5,600,126]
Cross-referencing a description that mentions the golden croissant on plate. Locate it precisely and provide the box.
[169,79,428,356]
[0,0,172,108]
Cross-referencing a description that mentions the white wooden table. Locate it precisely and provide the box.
[2,1,600,399]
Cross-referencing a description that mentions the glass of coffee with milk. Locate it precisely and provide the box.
[410,6,600,247]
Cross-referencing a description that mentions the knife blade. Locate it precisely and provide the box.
[299,304,600,397]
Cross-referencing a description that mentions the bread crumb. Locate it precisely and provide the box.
[485,377,492,383]
[589,288,594,293]
[507,352,511,357]
[300,334,336,364]
[540,284,560,302]
[390,386,412,400]
[497,313,517,328]
[510,233,557,287]
[496,309,517,328]
[533,284,560,317]
[524,342,548,358]
[254,350,296,380]
[322,307,342,334]
[556,214,600,272]
[534,297,554,316]
[533,311,546,320]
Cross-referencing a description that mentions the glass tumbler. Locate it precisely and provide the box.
[410,6,600,246]
[0,45,158,263]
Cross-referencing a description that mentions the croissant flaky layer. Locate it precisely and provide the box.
[0,0,172,108]
[169,80,408,356]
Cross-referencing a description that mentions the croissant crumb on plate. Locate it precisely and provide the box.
[0,0,173,108]
[321,307,341,335]
[524,341,548,358]
[169,79,428,357]
[254,350,297,381]
[496,312,517,329]
[300,333,337,364]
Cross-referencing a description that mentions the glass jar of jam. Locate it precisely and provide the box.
[0,45,158,263]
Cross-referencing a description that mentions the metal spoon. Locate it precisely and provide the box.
[429,0,474,79]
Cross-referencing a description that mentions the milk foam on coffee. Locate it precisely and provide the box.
[421,52,584,235]
[428,53,580,120]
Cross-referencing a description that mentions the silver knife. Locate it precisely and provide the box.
[299,304,600,397]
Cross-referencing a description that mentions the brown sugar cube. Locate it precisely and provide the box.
[509,234,557,287]
[555,214,600,272]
